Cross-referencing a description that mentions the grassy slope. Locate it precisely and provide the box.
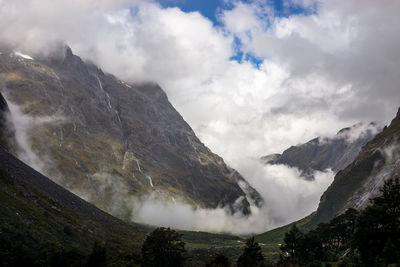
[0,156,147,259]
[0,137,325,265]
[180,230,242,249]
[255,213,314,262]
[0,145,248,265]
[181,230,244,265]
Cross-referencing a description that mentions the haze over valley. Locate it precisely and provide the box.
[1,1,400,266]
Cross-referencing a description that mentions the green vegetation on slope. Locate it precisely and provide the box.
[279,177,400,266]
[307,107,400,228]
[0,166,147,259]
[0,146,248,266]
[254,213,314,262]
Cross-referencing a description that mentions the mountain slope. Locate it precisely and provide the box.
[0,92,15,152]
[254,110,399,261]
[306,107,400,228]
[0,92,9,147]
[0,139,246,266]
[261,123,379,179]
[0,144,147,258]
[0,46,262,218]
[254,213,314,262]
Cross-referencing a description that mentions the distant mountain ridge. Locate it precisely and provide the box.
[0,45,262,219]
[305,107,400,228]
[255,108,399,256]
[261,123,380,179]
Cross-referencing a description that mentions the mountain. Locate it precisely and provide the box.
[255,109,399,260]
[0,143,147,259]
[0,46,262,219]
[0,92,16,152]
[0,92,9,146]
[261,123,379,179]
[0,130,245,266]
[306,107,400,228]
[1,92,148,258]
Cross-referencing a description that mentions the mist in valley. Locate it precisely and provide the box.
[1,0,400,234]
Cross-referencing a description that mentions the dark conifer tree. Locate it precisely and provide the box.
[207,254,231,267]
[141,227,186,267]
[353,177,400,265]
[280,224,304,261]
[237,237,265,267]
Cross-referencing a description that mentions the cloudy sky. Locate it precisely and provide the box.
[1,0,400,230]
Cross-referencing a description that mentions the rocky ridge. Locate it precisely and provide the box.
[306,107,400,228]
[261,123,379,180]
[0,46,262,219]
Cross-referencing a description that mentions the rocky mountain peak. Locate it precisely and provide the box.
[395,106,400,121]
[0,46,262,218]
[136,82,169,103]
[46,44,90,77]
[64,44,73,59]
[261,122,380,180]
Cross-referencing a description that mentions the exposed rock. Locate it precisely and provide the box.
[306,107,400,228]
[0,92,16,151]
[0,92,8,146]
[261,123,380,180]
[0,45,262,219]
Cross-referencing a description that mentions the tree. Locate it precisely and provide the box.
[327,208,358,251]
[297,230,324,264]
[353,177,400,265]
[280,224,304,262]
[141,227,186,267]
[237,237,265,267]
[276,177,400,265]
[207,254,231,267]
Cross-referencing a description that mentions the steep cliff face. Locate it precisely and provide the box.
[0,92,9,147]
[0,46,262,219]
[306,107,400,228]
[261,123,379,180]
[0,91,16,151]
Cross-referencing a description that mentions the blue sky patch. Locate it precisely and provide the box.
[157,0,224,23]
[156,0,318,67]
[157,0,317,22]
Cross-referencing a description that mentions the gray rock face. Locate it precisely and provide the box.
[305,108,400,228]
[0,91,16,151]
[0,92,9,147]
[261,123,380,180]
[0,46,262,219]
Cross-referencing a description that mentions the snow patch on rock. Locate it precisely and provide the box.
[14,51,34,60]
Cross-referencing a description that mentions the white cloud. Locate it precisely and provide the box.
[131,163,334,234]
[222,0,400,123]
[0,0,399,231]
[5,98,66,174]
